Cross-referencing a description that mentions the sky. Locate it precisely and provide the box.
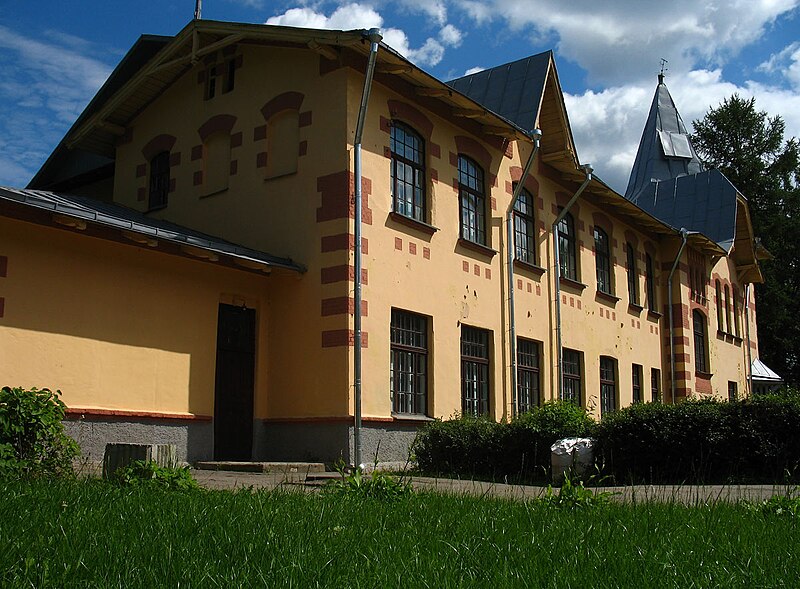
[1,0,799,193]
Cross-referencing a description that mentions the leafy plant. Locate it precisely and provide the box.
[0,386,79,477]
[324,460,411,500]
[537,473,614,509]
[114,460,199,491]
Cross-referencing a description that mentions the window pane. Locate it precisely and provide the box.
[390,309,427,415]
[461,326,490,416]
[594,227,611,294]
[390,122,426,222]
[517,339,540,413]
[458,156,486,245]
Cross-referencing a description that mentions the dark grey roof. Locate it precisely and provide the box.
[446,51,552,133]
[633,169,738,251]
[625,78,703,201]
[0,187,304,273]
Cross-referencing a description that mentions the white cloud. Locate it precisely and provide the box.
[565,69,800,194]
[464,66,485,75]
[267,3,447,66]
[0,25,112,186]
[758,41,800,89]
[396,0,448,26]
[439,24,463,47]
[454,0,800,86]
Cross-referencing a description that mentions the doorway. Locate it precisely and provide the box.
[213,303,256,460]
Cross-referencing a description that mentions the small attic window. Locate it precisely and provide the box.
[658,130,693,159]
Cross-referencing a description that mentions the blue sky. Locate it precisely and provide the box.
[1,0,798,192]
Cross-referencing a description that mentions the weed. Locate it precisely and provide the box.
[114,460,199,491]
[324,460,411,500]
[536,473,615,509]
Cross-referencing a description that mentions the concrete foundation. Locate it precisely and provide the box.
[65,417,212,465]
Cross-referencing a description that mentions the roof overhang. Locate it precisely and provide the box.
[0,186,304,275]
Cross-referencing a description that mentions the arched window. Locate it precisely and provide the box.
[724,285,732,334]
[457,155,486,245]
[599,356,617,415]
[594,227,612,294]
[557,212,577,280]
[203,131,231,195]
[626,243,638,305]
[715,280,724,332]
[267,110,299,178]
[513,187,536,264]
[693,310,709,373]
[733,289,741,337]
[390,122,425,222]
[645,253,656,309]
[148,151,170,210]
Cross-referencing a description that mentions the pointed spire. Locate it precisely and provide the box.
[624,72,703,201]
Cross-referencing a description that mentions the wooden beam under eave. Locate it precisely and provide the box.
[52,214,86,231]
[376,63,413,74]
[482,125,517,139]
[181,245,219,262]
[308,40,338,61]
[234,258,272,274]
[121,230,158,248]
[415,87,451,97]
[97,121,127,136]
[453,108,485,119]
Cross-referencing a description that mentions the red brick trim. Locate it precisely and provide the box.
[321,233,368,254]
[592,211,614,236]
[262,415,397,424]
[191,145,203,161]
[386,99,434,140]
[141,134,177,160]
[116,127,133,147]
[135,164,146,178]
[321,265,368,285]
[137,187,146,201]
[321,296,368,317]
[454,135,492,172]
[197,114,237,141]
[316,171,372,224]
[193,171,203,186]
[0,255,8,278]
[298,111,312,127]
[253,125,267,141]
[261,91,305,120]
[0,297,4,318]
[168,152,181,167]
[504,141,513,159]
[554,191,582,221]
[65,408,212,422]
[299,141,308,156]
[256,152,267,168]
[624,230,639,249]
[230,160,238,176]
[322,330,369,348]
[509,166,540,195]
[695,373,712,395]
[230,132,242,148]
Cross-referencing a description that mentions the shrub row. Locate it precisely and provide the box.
[413,392,800,484]
[413,402,593,482]
[596,393,800,483]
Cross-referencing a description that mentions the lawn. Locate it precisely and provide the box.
[1,478,796,588]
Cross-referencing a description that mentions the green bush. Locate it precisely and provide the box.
[115,460,200,491]
[413,402,594,481]
[0,386,79,478]
[595,395,800,483]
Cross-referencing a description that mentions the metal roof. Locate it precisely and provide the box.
[625,77,704,201]
[0,187,304,273]
[633,169,738,252]
[751,358,783,382]
[446,52,552,134]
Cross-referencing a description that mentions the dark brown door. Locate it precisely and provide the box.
[214,303,256,461]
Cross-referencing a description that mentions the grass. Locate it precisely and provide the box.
[1,478,797,588]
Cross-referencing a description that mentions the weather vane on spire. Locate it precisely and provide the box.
[658,58,668,84]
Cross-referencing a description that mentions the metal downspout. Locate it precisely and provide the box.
[552,164,593,400]
[506,129,542,418]
[745,284,753,395]
[353,28,382,469]
[667,228,693,404]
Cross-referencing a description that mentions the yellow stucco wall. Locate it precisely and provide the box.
[0,216,273,417]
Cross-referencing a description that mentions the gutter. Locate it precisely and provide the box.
[353,28,382,470]
[552,164,593,401]
[667,228,697,404]
[505,129,541,418]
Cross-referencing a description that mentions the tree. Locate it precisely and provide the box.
[691,95,800,386]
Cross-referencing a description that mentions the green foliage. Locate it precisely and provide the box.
[536,473,614,509]
[754,491,800,518]
[114,460,199,491]
[324,461,411,500]
[596,395,800,483]
[0,386,79,478]
[413,401,595,481]
[691,94,800,386]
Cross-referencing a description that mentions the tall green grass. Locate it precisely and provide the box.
[1,479,796,588]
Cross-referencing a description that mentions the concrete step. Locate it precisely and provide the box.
[194,461,326,474]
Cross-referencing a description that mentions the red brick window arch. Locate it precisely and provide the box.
[261,92,304,179]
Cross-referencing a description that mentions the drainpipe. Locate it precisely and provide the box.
[667,228,696,404]
[506,129,542,418]
[552,164,593,400]
[353,28,381,470]
[744,284,753,395]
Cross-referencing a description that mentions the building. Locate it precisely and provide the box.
[0,20,768,466]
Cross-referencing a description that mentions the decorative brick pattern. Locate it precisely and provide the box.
[408,242,417,255]
[322,330,369,348]
[197,114,237,141]
[0,255,6,277]
[256,152,267,168]
[320,265,368,285]
[191,145,203,161]
[395,237,402,250]
[253,125,267,141]
[321,234,368,254]
[230,160,238,176]
[423,247,430,259]
[321,297,368,317]
[299,141,308,156]
[193,171,203,186]
[298,111,312,127]
[386,100,435,139]
[454,135,492,171]
[261,92,305,120]
[135,164,147,178]
[137,188,146,202]
[0,297,4,318]
[169,152,181,167]
[315,171,372,225]
[141,134,176,160]
[230,132,243,148]
[462,261,469,272]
